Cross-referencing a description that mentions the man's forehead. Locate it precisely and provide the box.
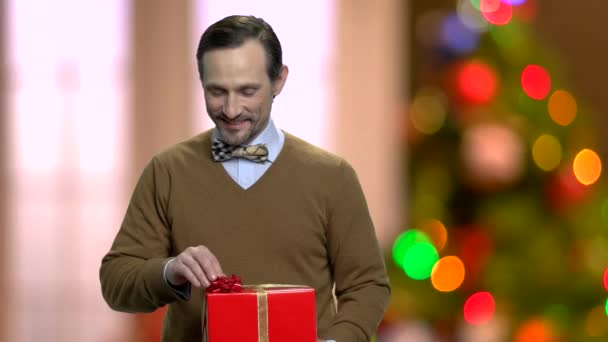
[202,40,267,72]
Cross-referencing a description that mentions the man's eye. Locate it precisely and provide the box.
[242,89,257,96]
[208,88,225,96]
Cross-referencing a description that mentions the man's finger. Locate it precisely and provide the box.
[175,261,201,288]
[180,255,210,287]
[192,249,224,282]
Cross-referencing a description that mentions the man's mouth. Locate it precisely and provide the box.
[222,119,249,130]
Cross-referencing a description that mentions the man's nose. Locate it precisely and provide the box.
[223,94,241,119]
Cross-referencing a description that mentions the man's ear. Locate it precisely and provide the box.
[272,65,289,97]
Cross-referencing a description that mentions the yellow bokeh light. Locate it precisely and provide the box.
[532,134,562,171]
[548,90,577,126]
[409,91,447,135]
[420,219,448,252]
[431,256,465,292]
[573,149,602,186]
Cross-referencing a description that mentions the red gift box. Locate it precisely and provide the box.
[203,280,317,342]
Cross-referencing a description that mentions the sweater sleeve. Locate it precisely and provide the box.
[99,156,183,312]
[321,160,391,341]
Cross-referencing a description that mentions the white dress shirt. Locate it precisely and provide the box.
[212,118,285,189]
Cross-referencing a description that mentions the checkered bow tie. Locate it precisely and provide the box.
[211,139,269,163]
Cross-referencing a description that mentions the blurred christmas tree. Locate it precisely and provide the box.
[380,0,608,341]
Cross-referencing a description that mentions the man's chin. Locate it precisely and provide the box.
[218,129,251,146]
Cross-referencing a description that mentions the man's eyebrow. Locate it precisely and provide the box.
[204,83,261,90]
[238,83,261,89]
[204,83,225,90]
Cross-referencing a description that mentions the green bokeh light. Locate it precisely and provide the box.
[392,229,430,268]
[403,242,439,280]
[469,0,481,10]
[605,298,608,317]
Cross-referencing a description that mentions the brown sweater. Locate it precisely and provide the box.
[100,130,390,342]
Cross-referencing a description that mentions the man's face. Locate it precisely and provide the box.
[201,39,287,146]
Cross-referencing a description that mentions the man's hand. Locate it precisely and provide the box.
[165,246,225,288]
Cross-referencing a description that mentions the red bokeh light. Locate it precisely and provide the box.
[604,267,608,292]
[464,291,496,325]
[521,65,551,100]
[456,61,499,105]
[481,0,513,26]
[457,228,494,290]
[545,166,589,212]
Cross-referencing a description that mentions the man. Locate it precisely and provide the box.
[100,15,390,342]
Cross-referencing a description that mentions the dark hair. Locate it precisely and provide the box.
[196,15,283,81]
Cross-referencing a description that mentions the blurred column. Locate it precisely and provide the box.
[5,1,132,340]
[131,0,194,176]
[335,0,407,246]
[130,1,193,340]
[0,0,7,338]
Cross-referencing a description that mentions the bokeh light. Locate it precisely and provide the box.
[392,229,430,268]
[573,149,602,186]
[504,0,527,5]
[409,89,448,135]
[546,166,589,210]
[603,267,608,292]
[514,319,555,342]
[403,242,440,280]
[431,256,465,292]
[480,0,501,13]
[420,219,448,251]
[606,298,608,317]
[464,292,496,325]
[548,90,577,126]
[585,305,608,336]
[521,65,551,100]
[458,228,493,288]
[532,134,562,171]
[461,123,524,189]
[441,14,480,54]
[456,60,499,104]
[458,0,489,32]
[469,0,481,10]
[481,0,513,26]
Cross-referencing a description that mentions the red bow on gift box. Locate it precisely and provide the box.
[206,274,243,293]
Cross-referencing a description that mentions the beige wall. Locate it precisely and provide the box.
[0,0,6,337]
[335,0,406,246]
[131,0,194,178]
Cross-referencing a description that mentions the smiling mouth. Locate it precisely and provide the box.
[222,119,249,130]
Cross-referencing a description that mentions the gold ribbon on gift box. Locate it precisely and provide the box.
[203,284,306,342]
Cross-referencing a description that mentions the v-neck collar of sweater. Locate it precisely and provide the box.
[202,129,295,194]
